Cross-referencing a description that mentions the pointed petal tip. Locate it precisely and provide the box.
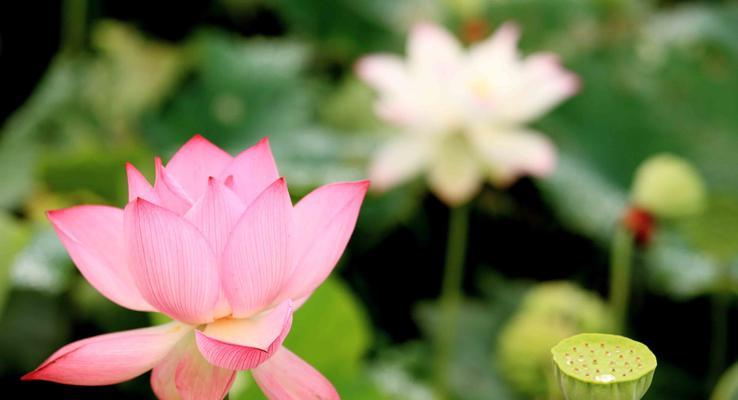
[499,20,521,36]
[187,133,214,146]
[45,209,60,220]
[20,371,36,381]
[354,56,377,79]
[412,20,441,35]
[567,74,582,95]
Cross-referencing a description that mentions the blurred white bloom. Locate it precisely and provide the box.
[357,22,579,205]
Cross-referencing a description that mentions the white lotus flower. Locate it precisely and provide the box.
[357,21,579,205]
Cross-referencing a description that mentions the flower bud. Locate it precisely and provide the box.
[497,282,612,398]
[552,333,657,400]
[631,154,706,218]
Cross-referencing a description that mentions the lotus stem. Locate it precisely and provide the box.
[435,204,470,399]
[610,225,634,333]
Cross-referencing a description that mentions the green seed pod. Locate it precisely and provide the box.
[552,333,657,400]
[631,154,706,218]
[497,282,613,398]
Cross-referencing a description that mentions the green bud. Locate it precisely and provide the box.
[497,282,612,398]
[552,333,657,400]
[631,154,706,218]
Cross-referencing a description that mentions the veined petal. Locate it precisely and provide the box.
[184,178,243,320]
[125,199,220,324]
[165,135,233,201]
[195,300,293,371]
[23,322,190,386]
[470,128,557,186]
[408,22,462,77]
[126,162,161,205]
[281,181,368,301]
[221,178,294,318]
[152,335,235,400]
[252,347,339,400]
[184,178,245,257]
[427,135,483,206]
[369,136,429,192]
[219,137,279,208]
[48,206,153,312]
[155,157,194,215]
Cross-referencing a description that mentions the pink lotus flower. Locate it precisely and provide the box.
[22,135,369,399]
[357,22,579,205]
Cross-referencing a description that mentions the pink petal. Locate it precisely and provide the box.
[151,350,181,400]
[48,206,153,312]
[408,22,462,77]
[184,177,245,257]
[165,135,233,201]
[219,137,279,207]
[126,162,160,205]
[195,300,293,371]
[252,347,339,400]
[221,178,294,318]
[155,157,194,215]
[152,335,235,400]
[183,178,244,319]
[281,181,368,301]
[125,199,220,324]
[23,322,190,385]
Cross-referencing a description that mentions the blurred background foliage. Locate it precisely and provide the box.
[1,0,738,399]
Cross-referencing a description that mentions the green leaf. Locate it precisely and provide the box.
[414,272,529,400]
[270,0,432,62]
[678,194,738,264]
[540,154,627,245]
[142,32,319,154]
[644,231,721,300]
[0,214,31,315]
[10,227,75,294]
[318,77,383,132]
[0,138,36,211]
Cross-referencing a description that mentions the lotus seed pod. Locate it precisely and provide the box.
[631,154,706,218]
[552,333,657,400]
[497,282,613,398]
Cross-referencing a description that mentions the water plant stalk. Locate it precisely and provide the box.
[435,204,471,399]
[610,224,634,333]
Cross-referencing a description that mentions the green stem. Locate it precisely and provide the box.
[62,0,87,55]
[434,205,470,400]
[708,269,730,390]
[609,225,634,334]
